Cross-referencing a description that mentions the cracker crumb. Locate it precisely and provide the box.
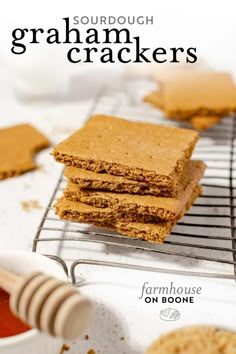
[59,344,70,354]
[84,334,89,340]
[87,350,96,354]
[21,200,42,212]
[120,336,125,341]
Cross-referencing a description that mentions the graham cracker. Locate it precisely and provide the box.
[55,185,201,243]
[163,71,236,119]
[0,124,50,180]
[143,90,164,110]
[64,161,206,221]
[55,197,167,224]
[146,326,236,354]
[65,166,178,197]
[144,90,224,131]
[190,115,222,130]
[52,115,199,191]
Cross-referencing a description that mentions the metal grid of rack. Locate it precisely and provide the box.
[33,80,236,282]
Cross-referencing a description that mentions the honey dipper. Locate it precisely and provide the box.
[0,268,92,340]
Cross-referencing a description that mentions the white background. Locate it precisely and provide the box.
[1,1,236,75]
[1,2,236,353]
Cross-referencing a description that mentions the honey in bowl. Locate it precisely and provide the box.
[0,288,31,338]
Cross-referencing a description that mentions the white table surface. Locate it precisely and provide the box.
[1,67,236,354]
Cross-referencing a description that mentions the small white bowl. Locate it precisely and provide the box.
[0,250,67,354]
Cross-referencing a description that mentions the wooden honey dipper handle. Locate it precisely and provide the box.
[0,268,92,340]
[0,268,21,294]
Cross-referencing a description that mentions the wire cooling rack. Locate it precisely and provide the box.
[33,79,236,282]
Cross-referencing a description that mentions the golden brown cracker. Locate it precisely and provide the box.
[146,326,236,354]
[116,184,201,242]
[0,124,50,180]
[55,185,201,243]
[190,115,222,130]
[163,71,236,119]
[55,196,166,224]
[143,81,225,130]
[64,166,177,197]
[64,161,206,221]
[52,115,198,192]
[143,90,164,110]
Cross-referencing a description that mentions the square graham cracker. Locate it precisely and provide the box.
[162,71,236,119]
[52,115,199,192]
[144,89,224,131]
[64,165,177,197]
[55,185,201,243]
[64,160,206,221]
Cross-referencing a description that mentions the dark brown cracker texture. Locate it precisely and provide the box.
[64,161,206,221]
[54,185,201,243]
[64,166,177,197]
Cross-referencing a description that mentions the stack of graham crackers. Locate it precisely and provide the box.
[144,71,236,131]
[52,115,206,243]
